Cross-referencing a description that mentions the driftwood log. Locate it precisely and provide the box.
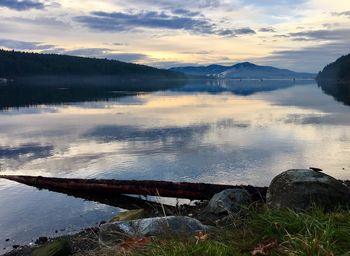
[0,175,267,201]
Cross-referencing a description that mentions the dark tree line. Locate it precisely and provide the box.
[317,53,350,82]
[317,53,350,107]
[0,49,184,79]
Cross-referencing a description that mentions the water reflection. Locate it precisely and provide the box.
[318,80,350,107]
[0,79,185,110]
[1,79,350,251]
[176,79,313,95]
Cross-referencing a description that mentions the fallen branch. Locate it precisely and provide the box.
[0,175,267,201]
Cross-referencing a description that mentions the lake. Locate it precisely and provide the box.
[0,79,350,252]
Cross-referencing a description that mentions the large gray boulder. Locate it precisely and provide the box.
[206,189,252,214]
[267,169,350,210]
[99,216,209,245]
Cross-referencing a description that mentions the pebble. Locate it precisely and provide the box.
[5,238,10,242]
[12,245,20,249]
[35,236,48,245]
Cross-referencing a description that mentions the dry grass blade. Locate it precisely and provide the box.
[120,236,152,251]
[194,231,209,244]
[251,239,278,256]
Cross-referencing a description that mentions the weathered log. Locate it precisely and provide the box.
[0,175,267,201]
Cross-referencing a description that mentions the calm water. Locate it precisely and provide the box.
[1,79,350,251]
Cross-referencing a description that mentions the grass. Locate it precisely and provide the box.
[132,207,350,256]
[71,206,350,255]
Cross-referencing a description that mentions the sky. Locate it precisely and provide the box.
[0,0,349,72]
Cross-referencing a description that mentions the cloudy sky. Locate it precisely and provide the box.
[0,0,349,72]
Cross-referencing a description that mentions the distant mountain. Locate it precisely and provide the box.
[317,53,350,82]
[0,49,184,80]
[170,62,315,79]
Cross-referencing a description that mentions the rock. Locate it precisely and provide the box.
[109,209,146,222]
[12,245,19,249]
[267,169,350,210]
[5,239,9,242]
[99,216,209,246]
[32,240,70,256]
[35,237,48,245]
[4,246,32,256]
[205,189,252,214]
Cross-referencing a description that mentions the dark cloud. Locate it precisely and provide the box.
[0,0,44,11]
[234,27,256,35]
[259,27,276,32]
[172,8,201,16]
[217,29,236,36]
[63,48,110,56]
[272,29,350,42]
[290,37,313,41]
[256,41,350,72]
[0,39,55,50]
[75,10,255,37]
[9,17,68,28]
[75,10,214,34]
[106,53,148,62]
[216,27,255,36]
[289,29,350,41]
[332,11,350,17]
[150,60,198,68]
[51,47,149,63]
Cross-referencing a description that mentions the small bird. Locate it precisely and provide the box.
[309,167,323,172]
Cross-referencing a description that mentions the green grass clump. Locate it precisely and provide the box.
[134,207,350,256]
[141,239,240,256]
[249,207,350,255]
[32,239,70,256]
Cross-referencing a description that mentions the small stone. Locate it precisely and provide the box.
[12,245,20,249]
[35,236,48,245]
[205,189,252,214]
[5,238,9,242]
[99,221,106,226]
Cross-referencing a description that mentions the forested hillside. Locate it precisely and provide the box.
[0,49,184,79]
[317,54,350,82]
